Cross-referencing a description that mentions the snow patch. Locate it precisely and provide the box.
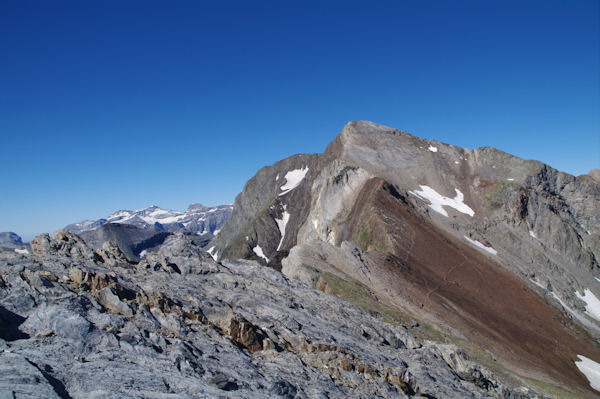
[529,278,546,290]
[275,205,290,251]
[108,211,132,220]
[575,355,600,391]
[529,230,537,238]
[139,249,147,258]
[279,167,309,196]
[206,246,218,261]
[213,229,221,236]
[253,245,269,263]
[595,277,600,284]
[149,208,171,216]
[454,161,459,164]
[576,289,600,322]
[408,185,475,217]
[428,145,438,153]
[463,236,497,255]
[550,292,600,331]
[275,174,279,181]
[14,248,29,255]
[149,215,186,225]
[74,220,95,228]
[507,178,515,181]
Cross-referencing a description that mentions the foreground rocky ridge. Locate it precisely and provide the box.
[0,231,545,398]
[211,121,600,396]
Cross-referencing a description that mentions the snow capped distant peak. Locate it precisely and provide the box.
[149,208,179,217]
[66,203,233,235]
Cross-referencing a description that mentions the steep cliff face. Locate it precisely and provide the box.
[211,153,322,268]
[213,121,600,397]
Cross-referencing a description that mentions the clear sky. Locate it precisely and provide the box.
[1,0,599,240]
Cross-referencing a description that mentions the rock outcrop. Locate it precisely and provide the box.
[0,233,547,398]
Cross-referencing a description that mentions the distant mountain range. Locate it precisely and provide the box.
[65,203,233,235]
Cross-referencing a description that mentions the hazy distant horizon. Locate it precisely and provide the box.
[1,1,598,240]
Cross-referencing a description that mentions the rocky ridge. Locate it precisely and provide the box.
[0,231,545,398]
[211,121,600,397]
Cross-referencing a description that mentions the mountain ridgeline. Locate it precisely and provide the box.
[211,121,600,396]
[1,121,599,398]
[65,203,233,236]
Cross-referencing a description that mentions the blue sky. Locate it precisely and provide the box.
[1,0,599,240]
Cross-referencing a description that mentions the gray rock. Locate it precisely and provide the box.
[96,287,134,317]
[31,230,100,262]
[0,353,62,399]
[0,234,545,398]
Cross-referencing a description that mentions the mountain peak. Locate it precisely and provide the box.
[211,120,600,396]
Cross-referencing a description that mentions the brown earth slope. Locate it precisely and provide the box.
[339,177,600,397]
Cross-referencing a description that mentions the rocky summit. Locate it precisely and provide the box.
[212,121,600,397]
[1,121,599,398]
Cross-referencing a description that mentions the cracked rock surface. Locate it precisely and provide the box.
[0,232,543,398]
